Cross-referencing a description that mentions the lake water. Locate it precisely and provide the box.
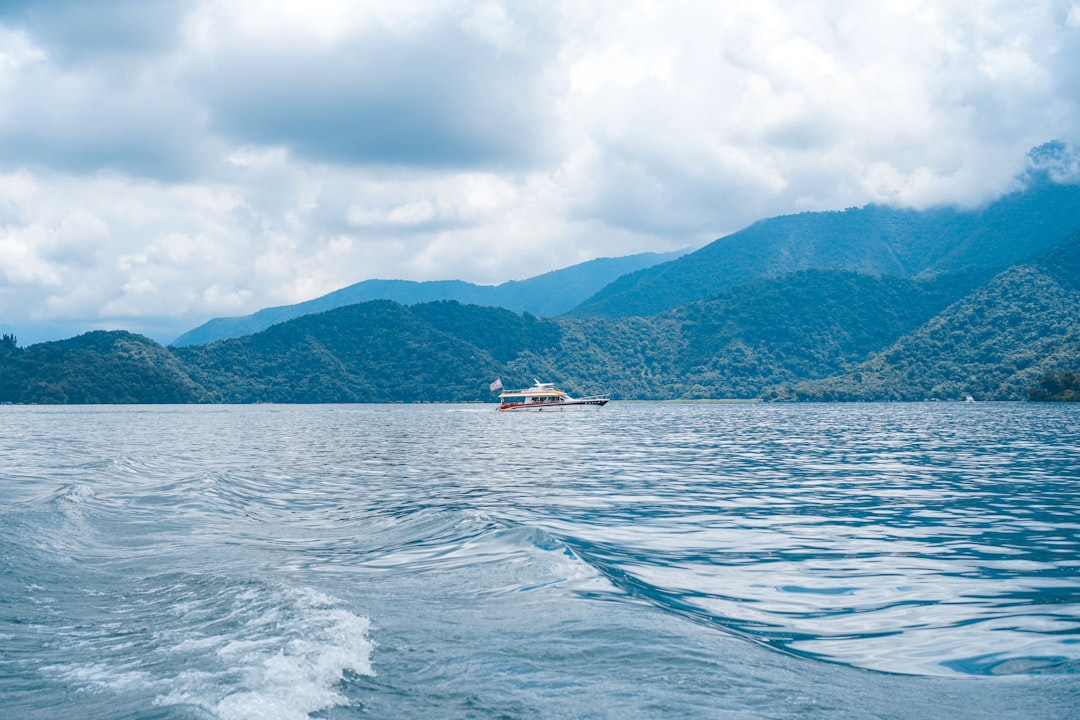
[1,402,1078,719]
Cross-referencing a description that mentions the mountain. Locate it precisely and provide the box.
[1029,370,1080,401]
[172,301,563,403]
[0,331,207,404]
[660,270,974,398]
[500,270,974,400]
[171,250,686,346]
[786,232,1080,401]
[5,232,1077,405]
[4,256,1077,405]
[568,178,1080,318]
[5,158,1079,405]
[160,269,972,404]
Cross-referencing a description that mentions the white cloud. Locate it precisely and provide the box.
[1067,3,1080,29]
[0,0,1078,344]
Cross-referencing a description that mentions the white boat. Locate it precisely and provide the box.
[496,380,608,412]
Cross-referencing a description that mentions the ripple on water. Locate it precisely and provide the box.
[491,403,1080,676]
[1,402,1078,684]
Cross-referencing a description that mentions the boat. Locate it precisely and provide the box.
[495,380,609,412]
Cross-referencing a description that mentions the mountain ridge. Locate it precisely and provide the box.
[787,231,1080,401]
[171,250,687,346]
[567,179,1080,318]
[4,170,1079,404]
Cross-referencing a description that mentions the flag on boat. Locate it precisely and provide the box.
[489,378,503,392]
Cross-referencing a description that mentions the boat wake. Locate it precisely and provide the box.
[39,573,374,720]
[560,535,1080,677]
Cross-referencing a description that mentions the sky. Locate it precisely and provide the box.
[2,0,1080,345]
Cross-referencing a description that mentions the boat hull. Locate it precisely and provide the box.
[497,398,608,412]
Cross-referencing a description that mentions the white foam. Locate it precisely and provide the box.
[152,585,375,719]
[45,661,152,691]
[212,607,374,720]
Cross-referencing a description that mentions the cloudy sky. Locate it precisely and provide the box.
[2,0,1079,344]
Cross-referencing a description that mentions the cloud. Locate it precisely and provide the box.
[200,33,554,170]
[557,1,1080,222]
[184,0,560,171]
[0,0,188,61]
[1026,140,1080,184]
[0,63,214,179]
[1,0,1079,345]
[0,3,212,180]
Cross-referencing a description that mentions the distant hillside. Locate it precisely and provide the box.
[164,230,1078,403]
[661,270,975,398]
[172,301,564,403]
[788,232,1080,401]
[166,269,971,404]
[501,270,974,400]
[6,158,1079,405]
[1029,370,1080,401]
[171,250,685,346]
[4,252,1077,404]
[568,178,1080,318]
[0,331,207,404]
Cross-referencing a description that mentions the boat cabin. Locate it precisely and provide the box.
[500,391,566,407]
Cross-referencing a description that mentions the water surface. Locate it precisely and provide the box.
[1,402,1078,718]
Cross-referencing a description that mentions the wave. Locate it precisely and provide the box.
[562,534,1080,677]
[39,573,374,720]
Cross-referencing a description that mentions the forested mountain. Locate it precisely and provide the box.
[172,301,559,403]
[3,172,1079,405]
[172,250,684,346]
[3,262,1075,404]
[788,232,1080,401]
[171,237,1078,402]
[0,331,207,404]
[568,177,1080,318]
[42,268,998,404]
[1029,371,1080,401]
[486,271,972,400]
